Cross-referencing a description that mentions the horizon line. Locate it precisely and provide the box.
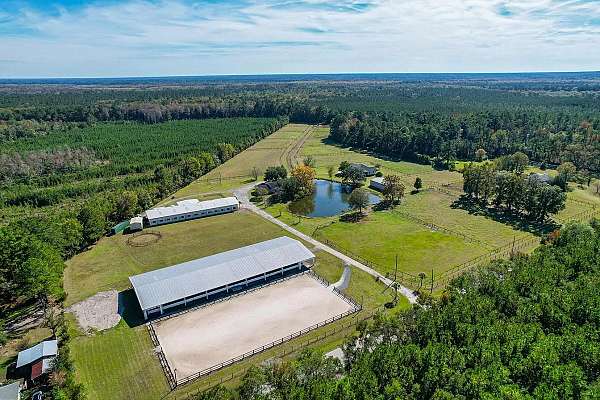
[2,70,600,81]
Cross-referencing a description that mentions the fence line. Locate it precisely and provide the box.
[175,307,360,387]
[313,233,421,286]
[147,323,177,390]
[395,210,495,250]
[172,307,383,399]
[148,269,361,389]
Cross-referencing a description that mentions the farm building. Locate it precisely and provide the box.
[129,236,316,319]
[145,197,239,227]
[349,163,378,177]
[370,177,385,192]
[129,216,144,231]
[255,181,282,195]
[16,340,58,381]
[528,172,553,184]
[0,381,21,400]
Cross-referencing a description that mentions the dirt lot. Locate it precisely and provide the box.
[153,274,354,379]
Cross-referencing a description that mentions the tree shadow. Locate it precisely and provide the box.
[339,211,365,222]
[451,195,559,236]
[117,289,146,328]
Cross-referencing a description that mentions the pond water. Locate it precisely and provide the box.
[289,179,380,218]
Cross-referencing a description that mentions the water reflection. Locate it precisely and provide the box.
[289,179,380,217]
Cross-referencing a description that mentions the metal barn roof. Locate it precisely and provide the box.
[0,381,21,400]
[16,340,58,368]
[145,197,239,221]
[129,237,315,311]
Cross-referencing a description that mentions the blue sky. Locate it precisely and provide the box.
[1,0,599,78]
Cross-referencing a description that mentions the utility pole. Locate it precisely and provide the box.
[430,268,434,294]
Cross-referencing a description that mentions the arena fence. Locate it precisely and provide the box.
[148,270,361,390]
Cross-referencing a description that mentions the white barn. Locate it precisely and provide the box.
[145,197,239,227]
[369,177,385,192]
[130,236,316,319]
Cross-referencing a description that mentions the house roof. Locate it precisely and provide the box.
[370,177,384,184]
[0,381,21,400]
[528,173,552,184]
[129,236,316,311]
[145,197,239,221]
[16,340,58,368]
[130,216,143,225]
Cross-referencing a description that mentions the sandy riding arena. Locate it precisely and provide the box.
[152,274,354,379]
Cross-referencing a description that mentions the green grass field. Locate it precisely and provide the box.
[65,211,306,306]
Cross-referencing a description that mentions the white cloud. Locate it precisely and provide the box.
[0,0,599,77]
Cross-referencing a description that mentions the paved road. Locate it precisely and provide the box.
[233,183,418,305]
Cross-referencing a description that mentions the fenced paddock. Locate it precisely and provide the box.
[151,273,358,387]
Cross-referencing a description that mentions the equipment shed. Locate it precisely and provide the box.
[129,236,315,319]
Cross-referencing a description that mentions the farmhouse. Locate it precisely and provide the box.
[130,236,316,319]
[370,177,385,192]
[145,197,239,227]
[16,340,58,381]
[255,181,282,195]
[349,163,378,177]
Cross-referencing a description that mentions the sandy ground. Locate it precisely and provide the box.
[68,290,121,331]
[153,274,353,379]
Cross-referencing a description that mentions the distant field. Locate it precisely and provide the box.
[172,124,311,199]
[298,126,462,187]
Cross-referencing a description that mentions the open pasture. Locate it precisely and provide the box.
[172,124,311,198]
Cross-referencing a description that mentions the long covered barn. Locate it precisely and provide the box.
[129,236,316,319]
[145,197,239,227]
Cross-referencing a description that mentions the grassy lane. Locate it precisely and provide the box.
[172,124,308,199]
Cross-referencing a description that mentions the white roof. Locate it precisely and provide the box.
[130,216,143,224]
[129,237,315,311]
[16,340,58,368]
[0,381,20,400]
[371,177,384,184]
[145,197,239,221]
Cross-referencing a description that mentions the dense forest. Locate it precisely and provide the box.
[197,220,600,400]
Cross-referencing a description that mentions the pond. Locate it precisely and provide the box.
[289,179,381,218]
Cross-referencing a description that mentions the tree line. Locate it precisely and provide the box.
[329,111,600,172]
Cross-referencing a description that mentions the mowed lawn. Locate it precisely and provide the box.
[400,190,533,248]
[65,211,302,305]
[70,321,168,400]
[316,211,487,278]
[264,202,487,280]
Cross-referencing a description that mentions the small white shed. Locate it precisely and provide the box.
[129,216,144,232]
